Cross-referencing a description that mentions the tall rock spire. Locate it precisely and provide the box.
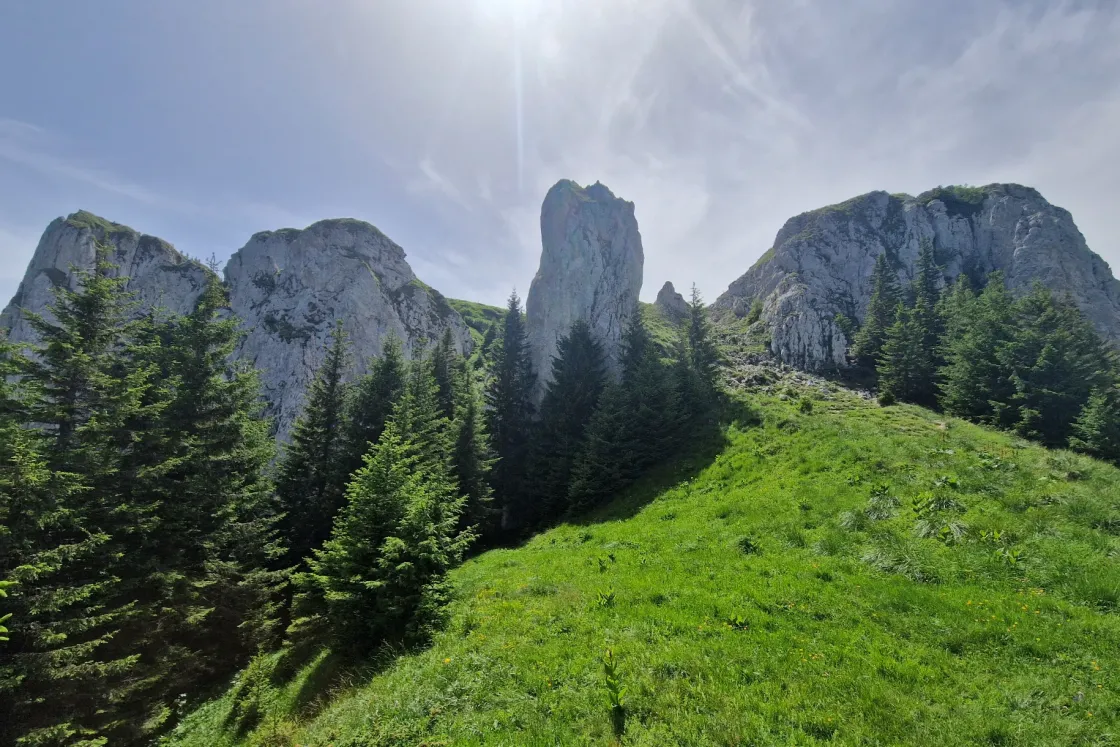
[526,179,644,400]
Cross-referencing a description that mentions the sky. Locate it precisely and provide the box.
[2,0,1119,308]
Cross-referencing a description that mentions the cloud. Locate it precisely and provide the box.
[0,117,186,209]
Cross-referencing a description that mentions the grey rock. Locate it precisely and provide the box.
[714,184,1120,370]
[3,212,473,443]
[526,180,644,399]
[1,211,213,342]
[225,218,472,441]
[655,281,688,319]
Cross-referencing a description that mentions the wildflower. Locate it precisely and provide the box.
[443,658,451,664]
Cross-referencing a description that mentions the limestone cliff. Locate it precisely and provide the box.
[526,180,644,398]
[225,218,472,440]
[0,211,214,341]
[714,184,1120,370]
[2,212,473,442]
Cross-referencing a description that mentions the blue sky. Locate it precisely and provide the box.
[2,0,1119,307]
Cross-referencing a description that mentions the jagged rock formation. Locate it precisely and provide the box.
[2,211,473,442]
[225,219,472,440]
[654,281,688,320]
[0,211,213,341]
[714,184,1120,370]
[526,180,643,398]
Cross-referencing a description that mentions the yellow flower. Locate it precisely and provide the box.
[443,658,451,664]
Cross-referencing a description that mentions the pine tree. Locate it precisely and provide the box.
[568,313,684,514]
[686,284,720,394]
[484,291,536,532]
[851,252,903,371]
[276,323,352,566]
[1069,385,1120,464]
[1000,284,1113,445]
[450,357,497,538]
[11,248,150,744]
[0,332,109,747]
[146,278,286,687]
[530,320,607,524]
[342,333,407,481]
[939,273,1016,422]
[290,364,471,654]
[877,304,932,405]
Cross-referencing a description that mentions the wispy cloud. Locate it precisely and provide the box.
[0,117,186,209]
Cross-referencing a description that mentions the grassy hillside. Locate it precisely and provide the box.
[448,298,504,347]
[168,385,1120,746]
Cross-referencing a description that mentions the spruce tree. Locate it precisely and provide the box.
[276,323,352,566]
[451,356,497,538]
[1069,385,1120,464]
[342,333,407,481]
[147,278,286,685]
[1000,284,1113,445]
[686,284,720,394]
[530,320,607,524]
[13,248,151,744]
[0,333,109,747]
[877,304,931,405]
[568,313,684,514]
[290,362,471,654]
[939,273,1016,422]
[484,291,536,531]
[851,252,902,371]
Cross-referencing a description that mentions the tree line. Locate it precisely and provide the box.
[0,248,720,745]
[850,244,1120,462]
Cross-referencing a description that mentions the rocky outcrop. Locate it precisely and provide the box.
[2,212,473,442]
[225,219,472,440]
[655,281,688,320]
[0,211,213,342]
[714,184,1120,370]
[526,180,643,397]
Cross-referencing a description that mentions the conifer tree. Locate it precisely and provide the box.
[530,320,607,524]
[1000,284,1113,445]
[451,356,497,538]
[939,273,1016,422]
[342,333,407,480]
[851,252,902,371]
[0,333,109,747]
[568,313,684,514]
[290,362,471,653]
[1069,385,1120,464]
[877,304,932,405]
[484,291,536,531]
[276,323,352,566]
[147,278,286,681]
[686,284,720,394]
[12,248,151,744]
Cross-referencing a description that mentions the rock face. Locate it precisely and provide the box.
[0,211,213,342]
[526,180,643,398]
[655,281,688,320]
[714,184,1120,371]
[225,219,472,440]
[2,212,473,442]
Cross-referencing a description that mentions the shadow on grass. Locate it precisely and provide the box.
[572,394,761,526]
[223,640,413,738]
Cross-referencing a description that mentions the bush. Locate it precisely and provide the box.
[878,390,896,407]
[798,397,814,414]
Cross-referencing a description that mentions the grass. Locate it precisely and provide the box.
[448,298,504,348]
[64,209,138,238]
[639,302,682,358]
[168,387,1120,746]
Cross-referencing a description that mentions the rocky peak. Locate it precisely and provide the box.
[714,183,1120,371]
[0,210,213,343]
[526,179,644,398]
[654,281,688,319]
[225,217,472,440]
[2,211,473,443]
